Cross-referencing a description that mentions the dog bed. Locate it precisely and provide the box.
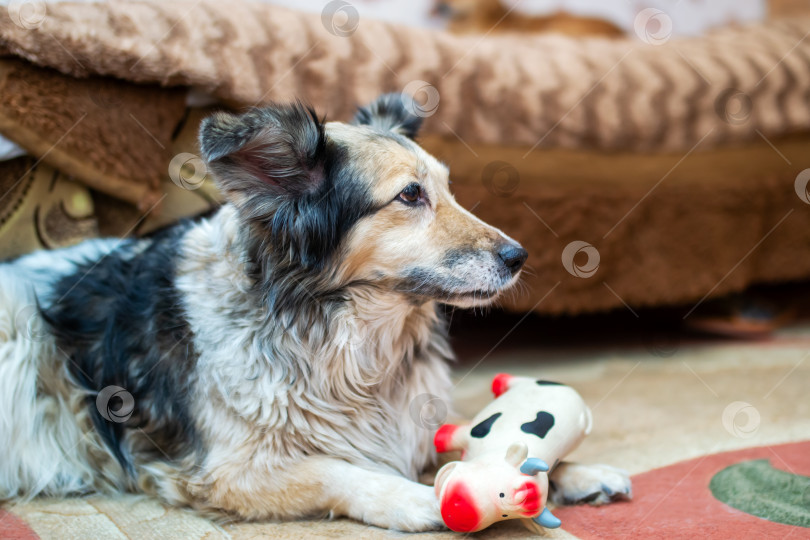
[0,1,809,315]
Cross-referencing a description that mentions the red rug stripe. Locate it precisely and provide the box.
[0,509,39,540]
[554,440,810,540]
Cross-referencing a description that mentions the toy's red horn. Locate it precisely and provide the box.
[491,373,513,397]
[440,481,482,533]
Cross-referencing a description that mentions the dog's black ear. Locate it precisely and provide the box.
[199,103,326,205]
[352,93,423,139]
[199,104,351,269]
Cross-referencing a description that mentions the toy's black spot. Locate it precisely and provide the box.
[470,412,502,438]
[536,380,564,386]
[502,514,508,518]
[520,411,555,439]
[499,493,504,498]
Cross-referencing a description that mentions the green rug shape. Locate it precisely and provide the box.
[710,459,810,528]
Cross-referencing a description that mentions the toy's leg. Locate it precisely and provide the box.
[549,462,632,506]
[519,508,561,534]
[433,423,469,453]
[533,507,562,528]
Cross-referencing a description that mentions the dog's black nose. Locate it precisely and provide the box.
[498,244,528,275]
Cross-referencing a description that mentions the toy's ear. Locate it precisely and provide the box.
[434,462,459,498]
[505,442,528,467]
[582,406,593,436]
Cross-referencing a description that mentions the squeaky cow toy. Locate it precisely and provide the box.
[433,373,592,533]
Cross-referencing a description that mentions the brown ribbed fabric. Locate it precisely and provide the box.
[0,1,808,152]
[0,58,186,208]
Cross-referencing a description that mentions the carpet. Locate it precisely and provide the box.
[2,311,808,539]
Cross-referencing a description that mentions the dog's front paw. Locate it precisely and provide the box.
[549,463,632,506]
[364,483,444,532]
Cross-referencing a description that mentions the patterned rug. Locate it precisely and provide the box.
[1,314,808,539]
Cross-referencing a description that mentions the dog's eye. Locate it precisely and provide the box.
[397,183,422,205]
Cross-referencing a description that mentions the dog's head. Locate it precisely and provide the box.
[199,94,526,308]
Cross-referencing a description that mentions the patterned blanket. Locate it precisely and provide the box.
[0,1,808,152]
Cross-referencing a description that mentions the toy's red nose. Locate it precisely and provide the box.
[441,482,482,532]
[514,481,541,516]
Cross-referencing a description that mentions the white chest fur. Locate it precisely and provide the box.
[173,207,453,480]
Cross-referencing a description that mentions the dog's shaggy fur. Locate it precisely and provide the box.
[0,95,630,531]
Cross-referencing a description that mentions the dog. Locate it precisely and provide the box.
[434,0,624,37]
[0,94,630,531]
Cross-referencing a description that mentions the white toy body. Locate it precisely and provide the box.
[433,373,592,533]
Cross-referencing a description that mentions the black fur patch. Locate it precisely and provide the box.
[396,267,467,299]
[520,412,555,439]
[352,93,423,139]
[42,225,200,475]
[197,102,397,322]
[200,103,377,279]
[441,249,469,268]
[470,412,502,438]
